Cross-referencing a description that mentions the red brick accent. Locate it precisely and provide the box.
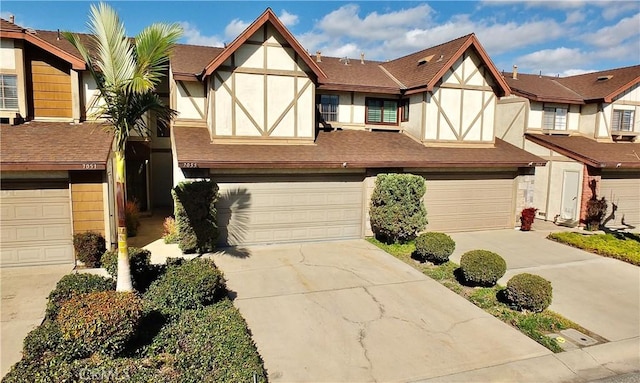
[579,165,601,225]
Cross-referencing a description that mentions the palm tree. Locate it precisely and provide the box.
[65,3,182,291]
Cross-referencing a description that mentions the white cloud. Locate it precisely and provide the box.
[516,47,588,74]
[583,12,640,47]
[323,43,360,59]
[565,10,586,24]
[179,21,223,47]
[598,1,640,20]
[561,68,598,76]
[279,10,299,27]
[224,18,250,40]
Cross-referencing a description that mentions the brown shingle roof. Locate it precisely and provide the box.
[504,73,584,104]
[556,65,640,102]
[526,133,640,169]
[171,44,223,80]
[316,56,401,94]
[1,122,114,170]
[0,18,23,33]
[174,127,544,169]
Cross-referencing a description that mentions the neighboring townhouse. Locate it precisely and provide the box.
[169,9,544,246]
[496,65,640,228]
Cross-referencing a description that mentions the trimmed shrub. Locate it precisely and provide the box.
[459,250,507,287]
[101,247,157,291]
[144,258,226,318]
[45,273,115,320]
[520,207,538,231]
[22,321,62,361]
[56,291,143,357]
[414,232,455,263]
[143,299,266,382]
[585,197,608,231]
[126,200,141,237]
[370,173,427,244]
[162,216,179,244]
[172,180,219,254]
[506,273,553,312]
[73,231,106,268]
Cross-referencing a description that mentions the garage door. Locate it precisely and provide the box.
[421,172,515,232]
[215,175,364,245]
[0,184,74,267]
[600,172,640,228]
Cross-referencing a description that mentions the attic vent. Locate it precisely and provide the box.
[339,56,350,65]
[417,55,434,65]
[436,54,444,62]
[597,75,613,82]
[25,28,37,34]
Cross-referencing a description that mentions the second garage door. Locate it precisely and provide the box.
[421,172,516,232]
[0,183,74,267]
[214,175,364,246]
[600,171,640,228]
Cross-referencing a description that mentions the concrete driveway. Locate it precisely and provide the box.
[0,264,73,377]
[211,240,549,382]
[448,225,640,343]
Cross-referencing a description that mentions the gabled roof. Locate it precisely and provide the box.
[316,56,401,95]
[556,65,640,103]
[0,18,86,70]
[201,8,326,80]
[171,44,224,81]
[380,34,511,96]
[174,127,545,169]
[505,73,584,104]
[526,133,640,169]
[0,122,114,171]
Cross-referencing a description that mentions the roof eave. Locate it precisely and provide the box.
[0,30,86,70]
[0,162,107,171]
[524,133,601,167]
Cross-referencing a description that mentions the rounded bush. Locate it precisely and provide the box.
[506,273,552,312]
[22,321,62,361]
[46,273,115,320]
[101,247,156,291]
[56,291,143,357]
[144,258,226,317]
[459,250,507,286]
[414,232,455,263]
[73,232,106,268]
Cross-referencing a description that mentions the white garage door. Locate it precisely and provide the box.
[215,175,364,246]
[0,185,74,267]
[421,172,515,232]
[600,172,640,228]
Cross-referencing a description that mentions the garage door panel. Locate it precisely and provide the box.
[601,173,640,227]
[215,177,364,245]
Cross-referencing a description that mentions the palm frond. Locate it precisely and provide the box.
[130,23,183,93]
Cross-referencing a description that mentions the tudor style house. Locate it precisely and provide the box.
[496,66,640,228]
[8,8,634,266]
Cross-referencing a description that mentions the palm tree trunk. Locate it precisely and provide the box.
[115,150,133,291]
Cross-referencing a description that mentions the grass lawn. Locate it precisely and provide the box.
[548,232,640,266]
[367,237,592,353]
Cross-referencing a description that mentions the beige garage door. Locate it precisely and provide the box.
[421,172,515,232]
[601,172,640,228]
[0,184,74,267]
[215,175,364,246]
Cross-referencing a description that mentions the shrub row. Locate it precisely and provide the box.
[460,250,507,287]
[414,232,455,264]
[172,180,219,254]
[45,273,115,320]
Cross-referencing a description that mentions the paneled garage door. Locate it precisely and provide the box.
[600,171,640,228]
[215,175,364,246]
[421,172,515,232]
[0,184,74,267]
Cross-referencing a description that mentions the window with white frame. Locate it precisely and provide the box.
[611,109,634,132]
[543,106,567,130]
[0,74,18,110]
[317,94,339,122]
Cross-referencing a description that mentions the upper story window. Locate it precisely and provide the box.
[366,98,398,125]
[0,74,18,110]
[317,94,339,122]
[400,99,409,122]
[543,106,567,130]
[611,109,634,132]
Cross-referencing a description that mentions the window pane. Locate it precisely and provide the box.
[367,108,382,123]
[1,75,16,87]
[0,74,18,110]
[612,110,622,130]
[543,107,555,129]
[555,108,567,130]
[383,101,397,123]
[621,110,634,131]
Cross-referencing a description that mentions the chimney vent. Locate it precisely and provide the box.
[57,29,61,40]
[9,15,15,24]
[360,52,365,64]
[316,51,322,63]
[512,65,518,80]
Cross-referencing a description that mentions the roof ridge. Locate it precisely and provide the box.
[382,33,473,65]
[550,78,585,99]
[378,65,406,89]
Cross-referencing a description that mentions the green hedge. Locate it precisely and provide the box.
[414,232,455,263]
[45,273,115,321]
[459,250,507,287]
[101,247,159,292]
[143,299,266,383]
[506,273,553,313]
[172,180,219,254]
[73,232,106,268]
[370,173,427,244]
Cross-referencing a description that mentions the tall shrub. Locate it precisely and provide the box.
[585,197,607,231]
[172,180,219,254]
[370,174,427,244]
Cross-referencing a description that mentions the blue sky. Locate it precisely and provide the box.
[2,1,639,76]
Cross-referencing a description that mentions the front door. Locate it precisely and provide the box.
[560,170,580,221]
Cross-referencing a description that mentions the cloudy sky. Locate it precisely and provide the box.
[3,1,639,76]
